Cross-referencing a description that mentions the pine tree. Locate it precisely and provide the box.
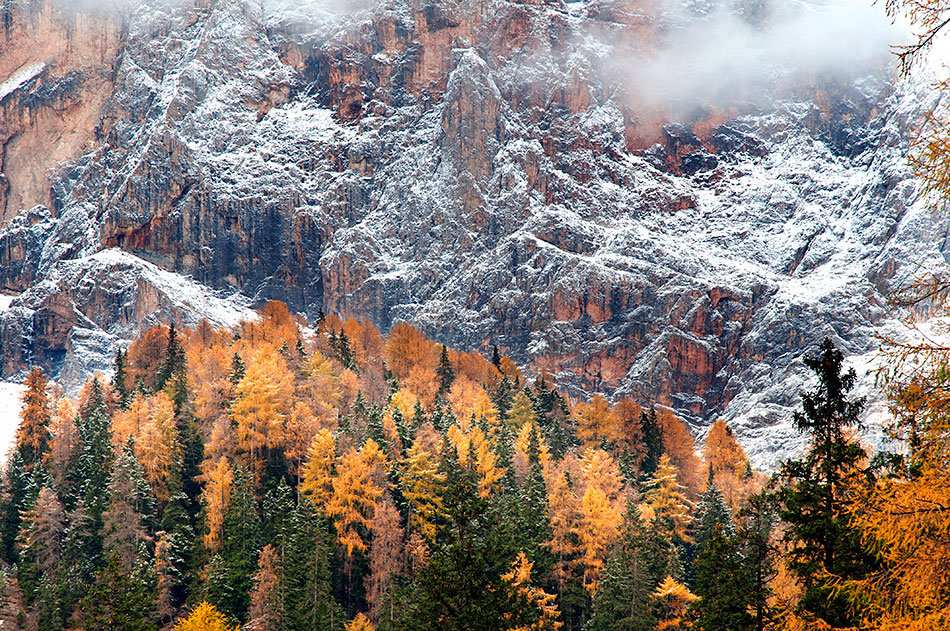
[17,367,52,473]
[282,499,343,631]
[693,476,733,557]
[392,447,535,631]
[112,349,130,409]
[101,444,153,571]
[1,451,30,563]
[68,378,115,522]
[639,410,663,479]
[156,324,186,391]
[773,338,875,628]
[688,529,755,631]
[517,426,553,575]
[79,551,154,631]
[436,345,455,395]
[587,502,670,631]
[229,353,246,388]
[208,467,261,623]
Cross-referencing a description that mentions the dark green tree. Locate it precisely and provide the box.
[436,345,455,395]
[207,468,261,623]
[587,502,670,631]
[688,529,755,631]
[68,379,114,522]
[638,410,663,480]
[156,324,186,391]
[112,348,129,409]
[517,426,553,575]
[773,338,875,628]
[390,447,534,631]
[282,499,343,631]
[229,352,246,387]
[79,551,154,631]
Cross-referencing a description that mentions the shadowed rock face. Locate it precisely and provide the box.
[0,0,946,465]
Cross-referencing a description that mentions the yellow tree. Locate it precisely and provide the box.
[400,444,445,541]
[231,350,295,465]
[704,419,754,512]
[202,457,233,553]
[448,376,499,428]
[653,576,698,631]
[140,398,179,502]
[507,391,538,429]
[174,602,237,631]
[385,322,435,382]
[578,485,623,595]
[345,613,376,631]
[644,455,694,543]
[573,395,618,447]
[547,471,583,593]
[656,408,704,499]
[502,552,564,631]
[300,429,337,510]
[17,367,51,472]
[366,495,405,624]
[47,398,78,489]
[326,439,386,557]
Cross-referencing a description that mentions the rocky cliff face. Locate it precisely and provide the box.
[0,0,945,466]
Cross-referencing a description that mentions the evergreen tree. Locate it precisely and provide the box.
[517,426,553,575]
[101,444,153,571]
[493,375,514,419]
[773,338,875,628]
[587,501,670,631]
[736,492,776,631]
[391,447,534,631]
[58,500,100,621]
[68,379,115,521]
[156,324,186,391]
[688,529,755,631]
[639,410,663,479]
[1,451,30,563]
[112,349,129,409]
[79,551,154,631]
[436,345,455,395]
[207,468,261,623]
[229,353,246,388]
[282,500,342,631]
[692,476,733,564]
[491,345,502,369]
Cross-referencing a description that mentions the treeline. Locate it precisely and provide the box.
[1,302,946,631]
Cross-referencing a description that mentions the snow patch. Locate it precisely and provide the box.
[0,62,45,102]
[0,383,24,463]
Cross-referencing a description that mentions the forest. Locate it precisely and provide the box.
[0,300,947,631]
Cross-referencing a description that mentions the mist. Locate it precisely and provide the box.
[623,0,909,111]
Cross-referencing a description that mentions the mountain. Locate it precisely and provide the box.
[0,0,946,466]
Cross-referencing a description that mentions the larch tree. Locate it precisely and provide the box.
[365,495,405,625]
[644,455,694,545]
[17,367,51,474]
[300,429,338,510]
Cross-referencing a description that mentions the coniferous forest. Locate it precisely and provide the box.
[1,303,948,631]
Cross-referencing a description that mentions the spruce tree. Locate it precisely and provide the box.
[208,468,261,623]
[436,345,455,395]
[79,551,154,631]
[112,349,129,409]
[587,501,669,631]
[394,447,534,631]
[774,338,875,628]
[282,499,342,631]
[639,409,663,479]
[517,426,553,575]
[688,529,755,631]
[68,379,114,521]
[156,324,186,391]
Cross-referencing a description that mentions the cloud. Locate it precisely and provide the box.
[620,0,910,111]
